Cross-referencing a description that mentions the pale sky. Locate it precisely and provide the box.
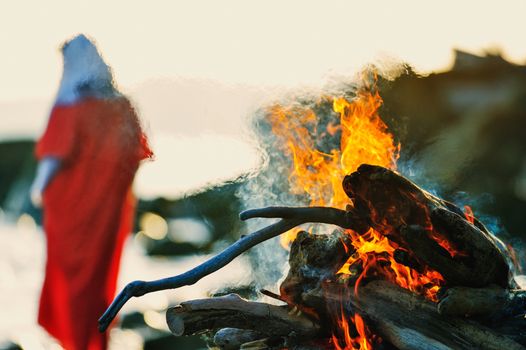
[1,0,526,197]
[1,0,526,103]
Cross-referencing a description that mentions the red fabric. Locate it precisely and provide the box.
[36,97,152,350]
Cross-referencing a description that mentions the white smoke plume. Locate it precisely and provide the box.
[236,84,360,290]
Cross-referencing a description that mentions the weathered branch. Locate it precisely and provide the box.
[165,294,320,338]
[99,218,298,331]
[240,206,361,230]
[99,206,350,332]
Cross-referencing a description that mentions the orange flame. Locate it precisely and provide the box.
[280,227,307,249]
[338,228,444,300]
[332,312,372,350]
[268,90,398,210]
[429,230,468,258]
[268,76,446,349]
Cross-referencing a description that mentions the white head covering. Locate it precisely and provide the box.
[54,34,118,105]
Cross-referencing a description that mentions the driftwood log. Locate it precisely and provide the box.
[287,230,526,348]
[166,281,526,350]
[165,293,320,338]
[100,163,522,349]
[437,285,526,317]
[342,164,512,288]
[167,231,526,349]
[319,280,526,350]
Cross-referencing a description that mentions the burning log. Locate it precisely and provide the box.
[342,164,512,289]
[279,231,526,349]
[163,230,526,349]
[317,280,526,350]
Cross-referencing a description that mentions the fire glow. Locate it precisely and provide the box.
[267,79,447,349]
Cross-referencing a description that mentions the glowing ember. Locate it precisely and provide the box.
[464,205,475,224]
[429,230,468,258]
[427,206,469,259]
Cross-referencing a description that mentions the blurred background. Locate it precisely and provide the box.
[1,1,526,349]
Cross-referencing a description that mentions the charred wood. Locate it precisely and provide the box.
[343,164,512,288]
[438,285,526,318]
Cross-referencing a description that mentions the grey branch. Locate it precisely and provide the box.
[98,206,349,332]
[240,206,354,228]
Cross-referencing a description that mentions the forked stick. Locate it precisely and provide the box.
[98,206,352,332]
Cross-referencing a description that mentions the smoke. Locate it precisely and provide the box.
[235,105,300,290]
[235,60,526,297]
[397,124,526,279]
[235,80,365,290]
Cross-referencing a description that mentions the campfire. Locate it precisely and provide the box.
[99,77,526,349]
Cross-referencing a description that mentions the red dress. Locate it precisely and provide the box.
[36,97,152,350]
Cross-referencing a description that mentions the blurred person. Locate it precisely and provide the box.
[30,34,153,350]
